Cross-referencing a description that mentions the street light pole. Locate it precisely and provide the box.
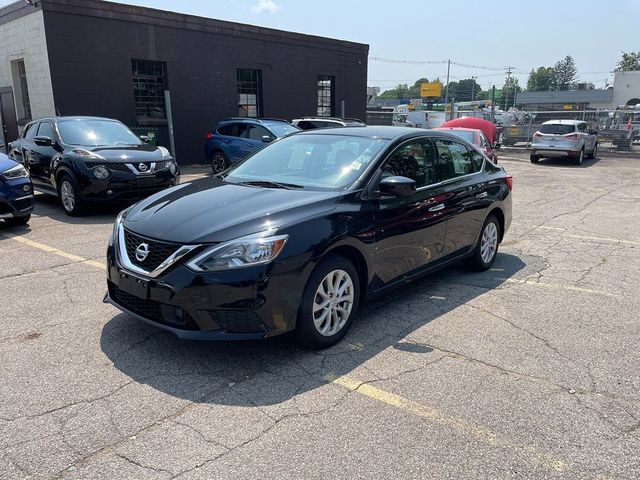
[471,76,478,102]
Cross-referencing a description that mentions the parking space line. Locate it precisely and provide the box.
[500,278,621,298]
[0,233,105,270]
[326,373,570,474]
[535,226,640,246]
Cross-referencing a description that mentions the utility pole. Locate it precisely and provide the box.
[504,66,513,110]
[444,59,451,103]
[490,86,496,122]
[471,76,478,102]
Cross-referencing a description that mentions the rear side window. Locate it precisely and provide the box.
[577,123,588,133]
[23,123,38,140]
[435,139,478,180]
[539,124,575,135]
[217,124,233,136]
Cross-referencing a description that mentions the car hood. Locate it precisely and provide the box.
[123,178,341,244]
[72,144,164,162]
[0,153,18,173]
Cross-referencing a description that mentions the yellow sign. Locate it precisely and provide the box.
[563,104,573,110]
[420,82,442,98]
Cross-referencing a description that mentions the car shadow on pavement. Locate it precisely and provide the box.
[32,193,126,225]
[535,157,600,168]
[100,253,526,407]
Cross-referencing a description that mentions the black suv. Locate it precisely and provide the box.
[9,117,179,215]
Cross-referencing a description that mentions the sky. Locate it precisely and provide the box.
[3,0,639,93]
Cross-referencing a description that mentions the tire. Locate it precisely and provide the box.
[467,215,501,271]
[589,143,598,159]
[210,151,228,174]
[530,153,540,164]
[4,214,30,226]
[295,255,360,349]
[573,148,584,166]
[57,174,84,216]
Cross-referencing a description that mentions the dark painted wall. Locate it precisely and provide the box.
[41,0,368,164]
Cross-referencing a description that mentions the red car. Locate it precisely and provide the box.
[433,126,499,163]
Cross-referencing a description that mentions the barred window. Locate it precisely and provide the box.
[132,60,168,124]
[237,69,262,118]
[17,60,31,122]
[317,75,335,117]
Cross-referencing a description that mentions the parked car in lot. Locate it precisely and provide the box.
[8,116,179,216]
[106,126,512,348]
[0,149,34,226]
[204,118,300,174]
[433,127,499,163]
[291,117,366,130]
[530,120,598,165]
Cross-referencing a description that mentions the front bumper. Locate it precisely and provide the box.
[0,179,34,219]
[76,166,178,203]
[104,242,306,341]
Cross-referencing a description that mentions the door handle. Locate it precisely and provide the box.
[429,204,445,212]
[476,192,488,199]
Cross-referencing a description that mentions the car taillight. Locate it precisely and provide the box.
[532,132,542,139]
[505,175,513,191]
[564,133,579,140]
[205,132,214,140]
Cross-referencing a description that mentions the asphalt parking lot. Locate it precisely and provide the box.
[1,152,639,479]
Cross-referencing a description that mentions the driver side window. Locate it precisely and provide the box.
[381,139,436,189]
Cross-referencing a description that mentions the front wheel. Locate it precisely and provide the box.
[588,143,598,159]
[467,215,501,271]
[210,151,228,174]
[530,153,540,163]
[296,255,360,349]
[57,175,84,216]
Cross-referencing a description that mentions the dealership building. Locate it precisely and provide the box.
[0,0,368,162]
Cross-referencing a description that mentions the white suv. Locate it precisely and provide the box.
[291,117,365,130]
[530,120,598,165]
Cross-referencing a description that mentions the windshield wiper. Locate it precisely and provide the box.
[237,180,304,190]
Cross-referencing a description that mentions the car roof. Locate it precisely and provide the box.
[296,126,467,141]
[433,127,480,134]
[220,118,290,125]
[32,116,122,123]
[541,119,586,125]
[293,117,364,123]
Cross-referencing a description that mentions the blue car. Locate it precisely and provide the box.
[204,118,299,173]
[0,150,34,226]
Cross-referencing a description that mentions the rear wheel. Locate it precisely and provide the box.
[467,215,500,271]
[530,153,540,164]
[296,255,360,349]
[57,174,84,216]
[4,214,30,227]
[588,143,598,159]
[573,148,584,166]
[210,151,228,174]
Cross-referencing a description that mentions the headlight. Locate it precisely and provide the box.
[73,148,106,161]
[93,166,110,179]
[1,164,29,180]
[168,161,177,175]
[158,146,172,159]
[186,232,288,272]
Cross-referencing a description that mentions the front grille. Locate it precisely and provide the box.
[111,284,198,330]
[209,310,267,334]
[123,229,180,272]
[107,163,131,172]
[155,160,169,170]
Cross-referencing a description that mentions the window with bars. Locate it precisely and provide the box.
[237,69,262,118]
[17,60,32,122]
[317,75,335,117]
[132,59,168,124]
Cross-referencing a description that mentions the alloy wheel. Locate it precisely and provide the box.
[211,153,227,174]
[60,181,75,212]
[313,269,354,337]
[480,222,498,264]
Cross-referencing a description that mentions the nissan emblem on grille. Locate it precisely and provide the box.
[138,163,148,172]
[135,243,150,262]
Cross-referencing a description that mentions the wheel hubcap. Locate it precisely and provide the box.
[313,269,354,337]
[579,150,583,163]
[480,222,498,264]
[212,155,226,173]
[60,181,75,211]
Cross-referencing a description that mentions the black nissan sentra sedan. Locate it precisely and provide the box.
[9,117,178,215]
[105,127,512,348]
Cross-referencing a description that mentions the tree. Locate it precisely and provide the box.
[554,55,578,90]
[378,83,410,100]
[500,77,522,109]
[527,66,557,91]
[615,51,640,71]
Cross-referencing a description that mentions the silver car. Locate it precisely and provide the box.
[530,120,598,165]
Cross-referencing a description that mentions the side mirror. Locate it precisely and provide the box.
[34,136,52,147]
[140,135,151,144]
[379,176,416,197]
[261,135,273,143]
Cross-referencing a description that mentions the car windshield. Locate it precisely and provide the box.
[58,120,142,147]
[224,134,389,191]
[266,123,300,137]
[443,129,476,144]
[539,124,576,135]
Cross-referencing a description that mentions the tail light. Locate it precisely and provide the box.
[205,132,214,140]
[564,133,579,141]
[532,132,542,140]
[505,175,513,191]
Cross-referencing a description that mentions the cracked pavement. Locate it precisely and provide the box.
[1,156,639,479]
